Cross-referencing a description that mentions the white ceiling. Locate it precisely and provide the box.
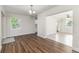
[50,10,73,19]
[3,5,56,15]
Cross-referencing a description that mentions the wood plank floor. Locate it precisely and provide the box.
[1,34,72,53]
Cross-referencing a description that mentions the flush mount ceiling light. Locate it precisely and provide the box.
[29,5,36,15]
[66,14,71,19]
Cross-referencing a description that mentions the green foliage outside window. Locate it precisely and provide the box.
[10,16,19,29]
[65,19,72,26]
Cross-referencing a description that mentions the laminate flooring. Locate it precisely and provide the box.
[1,34,72,53]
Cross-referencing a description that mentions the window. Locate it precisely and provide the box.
[10,16,20,29]
[64,18,72,26]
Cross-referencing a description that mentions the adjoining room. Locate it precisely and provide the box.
[45,10,73,47]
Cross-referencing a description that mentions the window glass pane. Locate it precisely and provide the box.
[10,16,19,29]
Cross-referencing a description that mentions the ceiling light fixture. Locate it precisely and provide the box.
[29,5,36,15]
[66,14,70,19]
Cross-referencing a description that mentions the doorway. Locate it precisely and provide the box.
[46,10,73,47]
[56,11,73,47]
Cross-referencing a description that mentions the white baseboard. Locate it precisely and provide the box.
[37,34,46,38]
[0,45,2,52]
[72,48,79,52]
[2,37,15,44]
[4,32,36,38]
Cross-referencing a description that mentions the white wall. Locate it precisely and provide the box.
[37,15,46,37]
[0,8,2,51]
[46,16,57,35]
[2,16,6,38]
[37,5,79,52]
[0,6,3,51]
[5,13,36,37]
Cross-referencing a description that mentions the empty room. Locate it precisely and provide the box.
[0,5,79,53]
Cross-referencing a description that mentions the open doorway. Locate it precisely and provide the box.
[56,11,73,47]
[46,10,73,47]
